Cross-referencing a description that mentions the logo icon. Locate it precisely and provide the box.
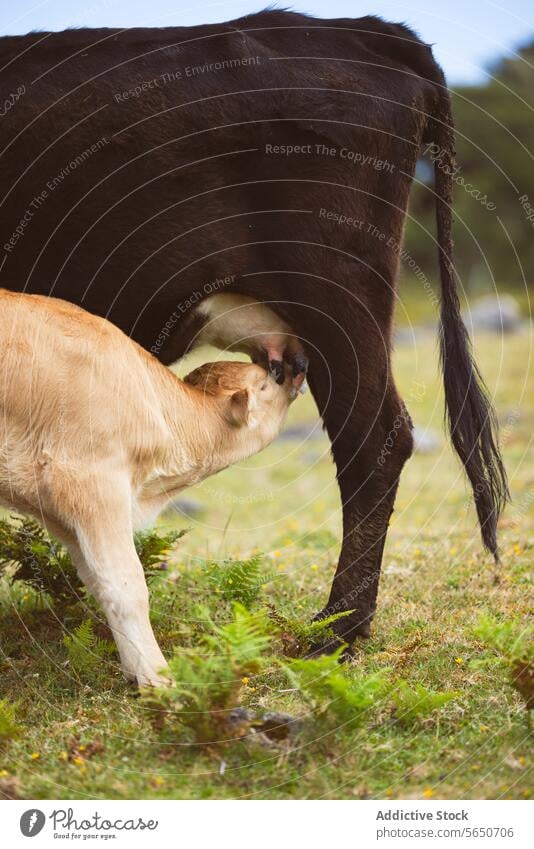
[20,809,46,837]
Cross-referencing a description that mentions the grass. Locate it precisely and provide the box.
[0,327,532,800]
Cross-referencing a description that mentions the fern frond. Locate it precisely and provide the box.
[267,604,353,656]
[63,619,115,680]
[207,554,273,608]
[0,699,23,746]
[0,515,187,608]
[392,681,460,725]
[134,528,188,578]
[146,603,273,743]
[284,652,391,725]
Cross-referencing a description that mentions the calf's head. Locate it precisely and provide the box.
[184,360,295,447]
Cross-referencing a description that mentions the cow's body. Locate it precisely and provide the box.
[0,11,507,645]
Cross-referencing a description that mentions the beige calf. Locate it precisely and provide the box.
[0,290,298,687]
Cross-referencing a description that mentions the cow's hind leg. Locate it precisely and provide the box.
[309,336,413,651]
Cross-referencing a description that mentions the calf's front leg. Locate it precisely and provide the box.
[67,498,168,688]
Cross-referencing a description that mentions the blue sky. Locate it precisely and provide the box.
[1,1,533,85]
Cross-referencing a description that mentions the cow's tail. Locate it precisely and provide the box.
[429,76,509,560]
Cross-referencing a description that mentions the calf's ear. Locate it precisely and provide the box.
[226,389,257,428]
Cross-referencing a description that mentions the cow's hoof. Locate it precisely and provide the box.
[306,636,354,661]
[310,607,373,654]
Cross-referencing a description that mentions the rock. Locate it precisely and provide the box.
[164,498,203,519]
[301,451,322,465]
[277,421,323,441]
[412,426,440,454]
[463,294,522,333]
[252,711,304,741]
[394,326,416,346]
[0,776,20,800]
[226,708,304,743]
[394,324,437,347]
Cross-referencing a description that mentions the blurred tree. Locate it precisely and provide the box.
[403,41,534,297]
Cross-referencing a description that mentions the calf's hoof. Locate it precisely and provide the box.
[125,666,171,691]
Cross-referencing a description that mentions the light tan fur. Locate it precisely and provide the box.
[0,289,296,687]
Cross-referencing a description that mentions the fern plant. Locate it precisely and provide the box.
[0,516,82,607]
[391,681,460,726]
[0,699,23,747]
[267,603,353,656]
[63,619,115,680]
[206,554,274,608]
[0,515,186,609]
[284,649,392,727]
[134,528,188,580]
[144,603,273,744]
[473,613,534,717]
[473,613,533,663]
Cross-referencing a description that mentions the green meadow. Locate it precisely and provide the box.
[0,328,532,800]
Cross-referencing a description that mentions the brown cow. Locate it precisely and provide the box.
[0,10,508,648]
